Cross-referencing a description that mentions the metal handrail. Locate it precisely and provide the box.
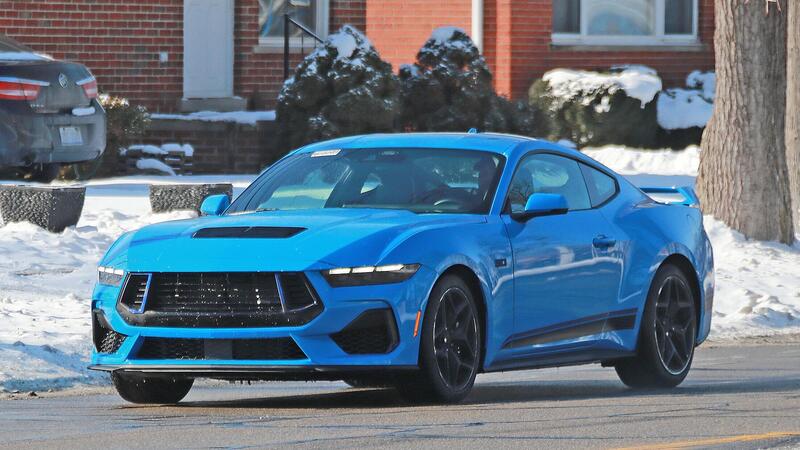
[283,13,324,80]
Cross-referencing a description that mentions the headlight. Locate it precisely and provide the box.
[322,264,420,287]
[98,266,125,286]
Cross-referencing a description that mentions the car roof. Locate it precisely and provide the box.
[294,132,554,157]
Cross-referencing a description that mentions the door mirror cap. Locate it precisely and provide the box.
[200,194,230,216]
[511,193,569,221]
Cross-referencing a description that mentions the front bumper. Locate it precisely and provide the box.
[89,267,437,376]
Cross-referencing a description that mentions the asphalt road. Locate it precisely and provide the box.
[1,342,799,450]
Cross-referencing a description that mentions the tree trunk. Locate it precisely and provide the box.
[787,0,800,228]
[697,0,794,244]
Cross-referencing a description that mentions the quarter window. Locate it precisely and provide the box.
[507,154,591,213]
[552,0,697,45]
[579,163,617,207]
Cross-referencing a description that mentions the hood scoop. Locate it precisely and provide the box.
[192,226,306,239]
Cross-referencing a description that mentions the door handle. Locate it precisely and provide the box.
[593,235,616,248]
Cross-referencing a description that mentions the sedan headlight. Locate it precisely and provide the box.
[322,264,420,287]
[98,266,125,286]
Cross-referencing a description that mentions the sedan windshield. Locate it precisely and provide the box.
[227,148,505,215]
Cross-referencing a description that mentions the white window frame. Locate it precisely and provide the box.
[551,0,699,46]
[258,0,329,48]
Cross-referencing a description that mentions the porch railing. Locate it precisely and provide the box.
[283,13,324,80]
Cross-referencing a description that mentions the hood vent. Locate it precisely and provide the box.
[192,226,306,239]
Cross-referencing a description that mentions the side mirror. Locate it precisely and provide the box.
[200,194,230,216]
[512,193,568,221]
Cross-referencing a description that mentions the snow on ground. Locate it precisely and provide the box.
[585,145,800,339]
[0,175,256,392]
[1,147,799,391]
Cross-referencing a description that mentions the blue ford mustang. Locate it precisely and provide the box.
[90,133,714,404]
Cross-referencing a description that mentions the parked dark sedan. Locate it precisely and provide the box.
[0,35,105,181]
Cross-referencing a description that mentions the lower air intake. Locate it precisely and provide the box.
[331,309,399,354]
[136,338,307,360]
[92,310,127,354]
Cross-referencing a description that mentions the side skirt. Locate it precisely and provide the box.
[485,349,636,373]
[501,308,638,349]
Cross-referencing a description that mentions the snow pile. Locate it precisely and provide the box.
[121,143,194,157]
[136,158,176,176]
[542,65,663,108]
[704,216,800,338]
[0,202,194,391]
[657,71,715,130]
[687,71,716,99]
[151,110,276,125]
[328,28,371,61]
[583,145,800,338]
[583,145,700,176]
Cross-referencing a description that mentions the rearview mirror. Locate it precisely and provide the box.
[200,194,230,216]
[512,193,568,221]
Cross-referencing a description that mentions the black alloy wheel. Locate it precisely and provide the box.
[394,274,481,403]
[615,264,698,388]
[432,286,480,391]
[654,275,696,375]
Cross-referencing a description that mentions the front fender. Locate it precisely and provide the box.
[378,216,514,369]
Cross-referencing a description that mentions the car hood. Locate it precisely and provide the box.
[114,208,485,272]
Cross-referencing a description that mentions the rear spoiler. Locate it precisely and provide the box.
[639,186,699,207]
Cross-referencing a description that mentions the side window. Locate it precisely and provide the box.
[579,163,617,207]
[507,153,591,213]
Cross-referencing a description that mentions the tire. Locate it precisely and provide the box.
[615,264,697,388]
[111,372,194,404]
[394,274,481,404]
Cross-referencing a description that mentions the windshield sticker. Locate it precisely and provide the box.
[311,149,341,157]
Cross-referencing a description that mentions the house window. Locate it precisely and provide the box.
[258,0,328,46]
[552,0,697,45]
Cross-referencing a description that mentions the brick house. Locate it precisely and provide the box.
[1,0,714,113]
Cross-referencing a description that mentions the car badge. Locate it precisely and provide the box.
[58,73,68,88]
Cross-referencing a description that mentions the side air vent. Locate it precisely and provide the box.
[192,227,306,238]
[119,274,150,313]
[279,273,319,311]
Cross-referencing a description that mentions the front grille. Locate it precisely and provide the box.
[92,310,127,354]
[331,309,399,355]
[136,338,306,360]
[147,273,283,314]
[117,272,323,328]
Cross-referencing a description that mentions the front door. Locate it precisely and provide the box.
[183,0,234,99]
[501,152,622,349]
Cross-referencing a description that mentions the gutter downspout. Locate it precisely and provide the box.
[471,0,484,52]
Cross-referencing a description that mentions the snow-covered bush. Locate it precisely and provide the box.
[656,71,715,147]
[529,66,662,147]
[400,27,545,135]
[276,25,400,150]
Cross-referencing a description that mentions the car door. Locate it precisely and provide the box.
[501,152,622,348]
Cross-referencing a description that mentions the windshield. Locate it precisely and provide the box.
[227,148,505,215]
